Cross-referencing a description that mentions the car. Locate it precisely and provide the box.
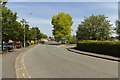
[41,39,48,44]
[0,43,8,51]
[13,42,21,48]
[7,42,14,51]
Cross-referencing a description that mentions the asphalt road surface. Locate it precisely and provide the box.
[16,44,118,78]
[2,44,37,78]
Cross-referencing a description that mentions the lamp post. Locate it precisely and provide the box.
[118,1,120,20]
[24,22,26,48]
[0,6,3,52]
[21,13,32,47]
[21,19,27,48]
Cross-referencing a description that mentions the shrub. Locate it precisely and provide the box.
[77,40,120,57]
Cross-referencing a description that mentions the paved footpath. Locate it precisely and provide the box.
[2,44,38,78]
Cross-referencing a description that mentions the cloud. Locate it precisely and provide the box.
[26,18,53,36]
[26,18,51,26]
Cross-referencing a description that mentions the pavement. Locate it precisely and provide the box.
[15,44,118,78]
[2,44,38,78]
[58,44,120,62]
[66,47,120,62]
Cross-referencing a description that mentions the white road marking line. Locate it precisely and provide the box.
[28,76,31,78]
[22,73,25,77]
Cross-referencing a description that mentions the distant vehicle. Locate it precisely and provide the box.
[41,39,48,44]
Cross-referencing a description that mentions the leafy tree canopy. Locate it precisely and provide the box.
[51,12,73,42]
[76,15,112,40]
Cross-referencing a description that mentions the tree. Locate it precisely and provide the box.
[69,35,77,44]
[2,6,24,42]
[40,33,47,38]
[51,12,73,42]
[1,2,48,44]
[0,0,8,7]
[29,27,40,40]
[76,15,111,40]
[115,20,120,40]
[29,27,47,40]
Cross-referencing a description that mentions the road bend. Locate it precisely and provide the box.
[15,44,118,78]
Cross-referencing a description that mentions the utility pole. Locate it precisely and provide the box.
[0,4,3,52]
[21,13,32,47]
[118,1,120,20]
[21,19,27,48]
[24,23,26,48]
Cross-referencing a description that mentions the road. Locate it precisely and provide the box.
[16,44,118,78]
[2,44,37,78]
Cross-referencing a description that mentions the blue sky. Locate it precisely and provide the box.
[8,0,120,2]
[6,2,118,37]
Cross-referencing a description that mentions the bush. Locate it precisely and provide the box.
[77,40,120,57]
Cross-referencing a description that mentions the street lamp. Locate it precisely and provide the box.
[24,22,26,48]
[118,1,120,20]
[21,19,28,48]
[0,6,3,52]
[21,13,32,47]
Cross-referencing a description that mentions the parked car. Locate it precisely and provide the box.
[0,42,14,52]
[0,43,8,51]
[7,42,14,51]
[13,42,21,48]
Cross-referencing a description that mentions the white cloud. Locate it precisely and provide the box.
[28,18,51,25]
[102,2,118,10]
[108,14,118,27]
[17,17,53,36]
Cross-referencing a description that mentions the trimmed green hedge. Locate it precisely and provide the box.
[77,40,120,57]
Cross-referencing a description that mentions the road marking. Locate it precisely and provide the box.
[15,45,40,78]
[22,73,25,77]
[29,76,31,78]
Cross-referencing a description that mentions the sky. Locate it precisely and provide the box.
[8,0,120,2]
[6,2,118,37]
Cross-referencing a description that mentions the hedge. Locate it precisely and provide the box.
[77,40,120,57]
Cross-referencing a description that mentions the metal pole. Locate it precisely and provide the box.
[0,5,3,52]
[24,23,26,47]
[118,1,120,20]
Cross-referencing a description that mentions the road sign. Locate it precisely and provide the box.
[61,38,66,40]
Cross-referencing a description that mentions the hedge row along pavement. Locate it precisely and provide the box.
[77,40,120,58]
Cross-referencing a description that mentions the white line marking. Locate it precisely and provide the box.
[22,73,25,77]
[29,76,31,78]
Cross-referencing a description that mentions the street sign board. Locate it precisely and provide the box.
[61,38,66,40]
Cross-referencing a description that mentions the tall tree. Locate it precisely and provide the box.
[76,15,111,40]
[29,27,47,40]
[115,20,120,40]
[2,6,24,42]
[51,12,73,42]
